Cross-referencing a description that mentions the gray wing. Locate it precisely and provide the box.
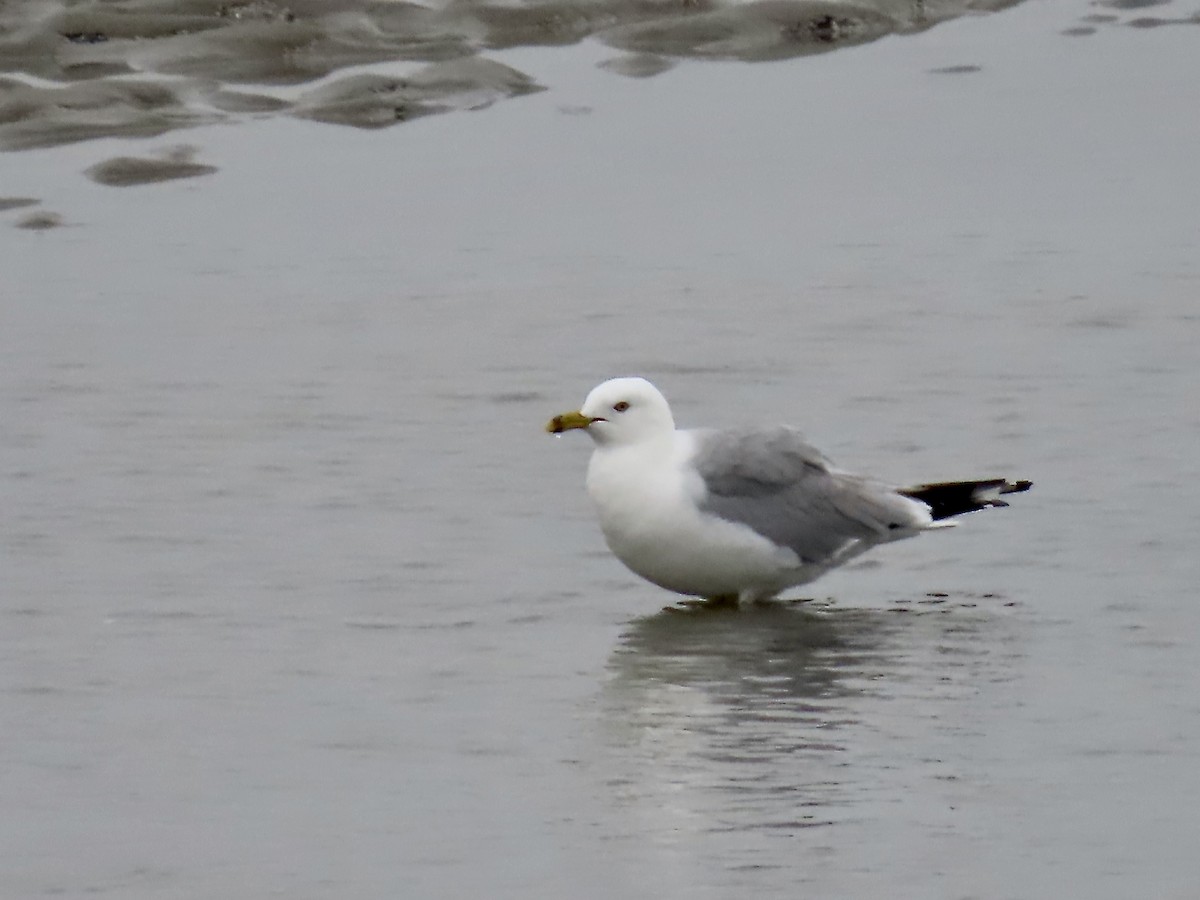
[690,426,926,563]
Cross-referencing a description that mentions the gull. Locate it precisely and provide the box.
[546,377,1031,603]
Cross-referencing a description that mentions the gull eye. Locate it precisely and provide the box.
[612,401,630,413]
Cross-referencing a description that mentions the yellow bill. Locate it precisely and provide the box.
[545,410,597,433]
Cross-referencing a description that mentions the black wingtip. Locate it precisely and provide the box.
[900,478,1033,520]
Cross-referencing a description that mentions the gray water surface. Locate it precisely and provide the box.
[3,0,1200,897]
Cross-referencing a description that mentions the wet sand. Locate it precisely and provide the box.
[2,0,1018,151]
[84,145,219,185]
[3,0,1200,897]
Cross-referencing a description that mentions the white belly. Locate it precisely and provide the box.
[585,438,812,600]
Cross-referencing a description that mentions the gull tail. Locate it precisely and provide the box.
[899,478,1032,521]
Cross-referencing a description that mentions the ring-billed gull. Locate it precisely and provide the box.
[546,377,1031,603]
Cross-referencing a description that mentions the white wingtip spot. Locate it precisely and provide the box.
[974,485,1004,504]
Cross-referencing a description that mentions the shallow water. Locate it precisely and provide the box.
[3,0,1200,897]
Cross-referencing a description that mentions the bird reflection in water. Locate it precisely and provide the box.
[599,599,1013,836]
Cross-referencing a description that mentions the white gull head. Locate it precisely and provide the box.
[547,376,675,447]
